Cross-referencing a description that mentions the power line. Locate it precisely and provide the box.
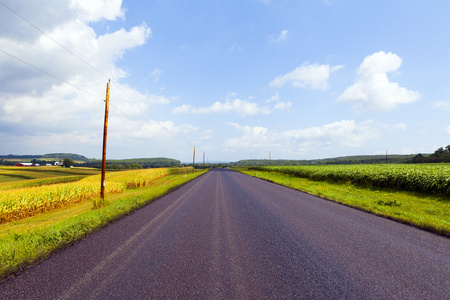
[0,49,103,101]
[0,0,156,121]
[0,48,154,128]
[0,1,109,81]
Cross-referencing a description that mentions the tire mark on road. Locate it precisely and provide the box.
[58,174,209,300]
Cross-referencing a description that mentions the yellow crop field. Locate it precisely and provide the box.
[0,167,190,223]
[104,167,186,188]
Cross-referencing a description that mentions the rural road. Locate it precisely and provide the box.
[1,168,449,299]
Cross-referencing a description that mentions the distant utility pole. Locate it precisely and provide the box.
[192,146,195,173]
[100,79,110,200]
[203,152,205,166]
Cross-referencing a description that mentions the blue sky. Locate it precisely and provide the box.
[1,0,450,162]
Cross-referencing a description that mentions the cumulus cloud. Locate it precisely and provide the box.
[270,63,343,90]
[279,120,379,148]
[224,122,270,149]
[223,120,383,155]
[338,51,420,112]
[70,0,125,22]
[0,0,185,158]
[172,96,292,116]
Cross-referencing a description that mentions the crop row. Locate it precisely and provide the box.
[106,167,187,188]
[0,175,87,191]
[251,164,450,196]
[0,168,191,223]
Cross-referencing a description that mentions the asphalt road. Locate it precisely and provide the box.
[1,168,449,299]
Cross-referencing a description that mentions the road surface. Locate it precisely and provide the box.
[1,168,449,299]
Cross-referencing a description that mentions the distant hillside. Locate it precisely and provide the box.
[84,157,181,169]
[41,153,89,161]
[0,154,182,169]
[0,153,89,165]
[232,154,416,166]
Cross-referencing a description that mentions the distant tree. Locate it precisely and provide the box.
[411,153,427,163]
[131,163,142,169]
[107,163,121,170]
[62,158,75,167]
[446,145,450,152]
[435,147,445,155]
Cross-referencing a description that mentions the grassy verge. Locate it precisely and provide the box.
[0,170,208,280]
[234,168,449,237]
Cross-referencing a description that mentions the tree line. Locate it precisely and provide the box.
[411,145,450,163]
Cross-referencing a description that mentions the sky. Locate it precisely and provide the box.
[1,0,450,162]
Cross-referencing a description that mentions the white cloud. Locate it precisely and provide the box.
[223,120,382,155]
[433,101,450,111]
[149,68,163,82]
[0,0,181,158]
[172,104,192,114]
[446,125,450,135]
[172,96,291,116]
[70,0,125,22]
[270,30,288,43]
[224,122,270,149]
[393,123,407,130]
[270,63,344,90]
[338,51,420,112]
[280,120,379,148]
[199,130,214,141]
[228,122,268,136]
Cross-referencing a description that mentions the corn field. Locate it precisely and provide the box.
[0,167,190,223]
[251,164,450,196]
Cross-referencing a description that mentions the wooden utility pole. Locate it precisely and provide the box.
[192,146,195,173]
[203,152,205,166]
[100,79,110,200]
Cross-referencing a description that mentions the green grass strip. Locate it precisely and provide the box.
[235,168,449,237]
[0,170,208,281]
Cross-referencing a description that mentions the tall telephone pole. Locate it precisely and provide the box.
[100,79,110,200]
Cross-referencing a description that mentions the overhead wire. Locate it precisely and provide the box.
[0,49,104,102]
[0,48,147,128]
[0,1,110,81]
[0,0,157,123]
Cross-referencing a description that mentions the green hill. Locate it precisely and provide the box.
[232,154,416,166]
[84,157,181,169]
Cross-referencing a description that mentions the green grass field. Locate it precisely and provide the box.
[249,164,450,196]
[235,166,449,237]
